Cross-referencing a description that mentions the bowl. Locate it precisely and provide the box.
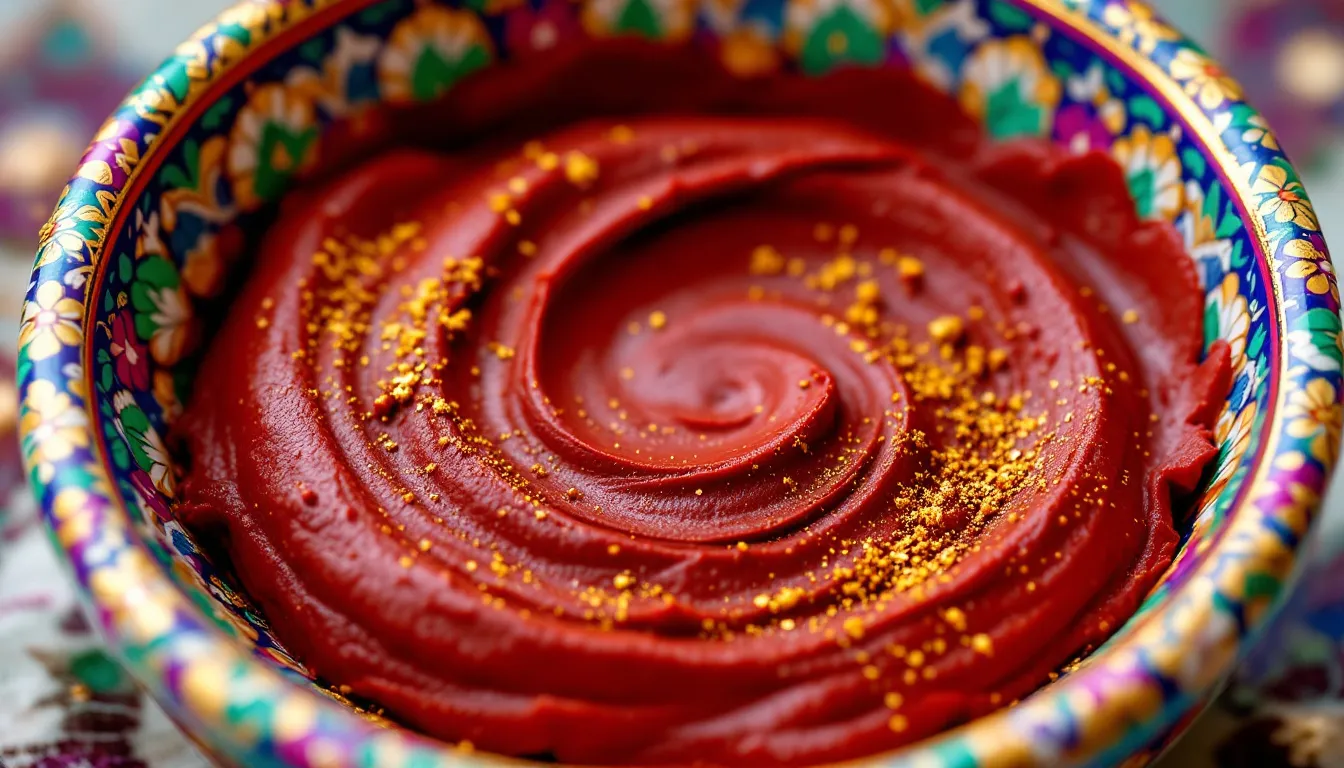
[17,0,1343,766]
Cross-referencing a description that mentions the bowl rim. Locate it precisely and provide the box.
[17,0,1343,766]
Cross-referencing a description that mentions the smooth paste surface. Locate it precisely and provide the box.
[177,56,1230,766]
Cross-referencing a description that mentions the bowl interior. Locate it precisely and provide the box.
[20,0,1341,764]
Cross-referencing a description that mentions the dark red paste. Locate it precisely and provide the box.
[176,46,1230,766]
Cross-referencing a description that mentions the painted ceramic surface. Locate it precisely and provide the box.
[16,0,1343,766]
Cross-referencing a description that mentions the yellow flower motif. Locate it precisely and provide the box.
[210,3,306,68]
[52,487,94,548]
[584,0,697,42]
[144,284,196,366]
[124,79,182,128]
[1241,113,1279,151]
[1210,273,1251,372]
[1251,479,1315,555]
[1168,48,1243,110]
[214,2,291,37]
[20,379,90,483]
[143,424,176,497]
[1199,400,1257,514]
[958,36,1062,140]
[172,37,217,83]
[227,83,319,210]
[1283,239,1339,300]
[1110,124,1184,220]
[379,6,496,104]
[35,195,108,268]
[1103,3,1179,55]
[20,281,84,361]
[1284,378,1342,465]
[1179,181,1233,271]
[1252,164,1319,230]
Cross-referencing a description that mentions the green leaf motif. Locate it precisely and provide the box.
[410,43,490,101]
[799,7,884,75]
[159,140,199,191]
[61,461,99,491]
[202,97,235,132]
[216,22,255,50]
[70,649,130,694]
[131,256,181,342]
[117,401,155,473]
[1127,166,1156,219]
[1216,201,1243,239]
[986,0,1033,31]
[984,82,1046,139]
[616,0,661,37]
[1136,583,1170,616]
[253,123,319,204]
[360,0,405,25]
[1292,308,1344,369]
[1181,147,1207,179]
[1201,182,1222,222]
[1105,66,1126,94]
[1242,572,1280,602]
[158,63,192,103]
[225,688,293,766]
[135,255,180,292]
[1224,103,1258,133]
[110,433,131,471]
[1299,307,1343,333]
[1127,95,1167,129]
[928,741,979,768]
[16,352,32,392]
[299,38,327,63]
[1247,323,1267,360]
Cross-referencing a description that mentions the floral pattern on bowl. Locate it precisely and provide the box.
[17,0,1344,766]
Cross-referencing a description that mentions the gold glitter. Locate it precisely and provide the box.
[971,633,994,656]
[564,151,599,186]
[927,315,964,345]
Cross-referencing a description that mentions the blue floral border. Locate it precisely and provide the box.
[16,0,1343,766]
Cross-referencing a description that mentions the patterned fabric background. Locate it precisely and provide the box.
[0,0,1341,766]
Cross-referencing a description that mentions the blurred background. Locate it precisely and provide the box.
[1,0,1342,766]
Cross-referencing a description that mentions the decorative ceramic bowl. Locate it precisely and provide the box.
[17,0,1344,766]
